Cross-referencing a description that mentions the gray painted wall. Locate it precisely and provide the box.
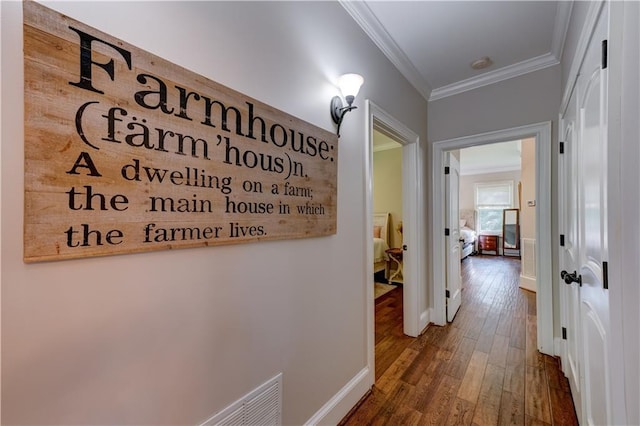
[1,1,428,424]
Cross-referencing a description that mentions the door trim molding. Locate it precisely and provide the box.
[431,122,554,354]
[560,1,606,115]
[365,100,425,348]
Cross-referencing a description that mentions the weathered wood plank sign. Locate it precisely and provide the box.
[23,2,337,262]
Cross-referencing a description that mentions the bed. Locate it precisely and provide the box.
[373,213,391,275]
[459,209,477,260]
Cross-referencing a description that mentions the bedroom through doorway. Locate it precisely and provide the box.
[432,122,553,355]
[371,129,405,380]
[447,138,537,316]
[372,130,403,295]
[364,100,426,392]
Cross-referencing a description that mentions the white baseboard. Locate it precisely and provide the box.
[553,337,569,378]
[519,274,537,292]
[554,337,563,358]
[419,309,430,333]
[304,366,372,426]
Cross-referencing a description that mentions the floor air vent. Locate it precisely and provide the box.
[201,373,282,426]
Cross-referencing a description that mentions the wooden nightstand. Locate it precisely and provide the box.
[478,235,499,255]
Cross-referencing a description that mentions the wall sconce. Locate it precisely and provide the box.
[330,73,364,136]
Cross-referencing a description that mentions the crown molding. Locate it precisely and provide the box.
[342,0,573,103]
[428,1,572,102]
[429,53,559,101]
[551,1,574,60]
[339,0,432,100]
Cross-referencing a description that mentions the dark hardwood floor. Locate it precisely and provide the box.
[342,255,578,426]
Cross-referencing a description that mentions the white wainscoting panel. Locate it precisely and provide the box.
[520,238,537,292]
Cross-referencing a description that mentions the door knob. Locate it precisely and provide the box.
[402,245,407,251]
[561,270,581,285]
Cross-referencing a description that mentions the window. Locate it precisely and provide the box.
[475,181,514,234]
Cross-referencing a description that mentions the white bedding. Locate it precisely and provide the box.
[373,237,390,263]
[460,226,477,245]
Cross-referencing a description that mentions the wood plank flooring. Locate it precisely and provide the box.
[341,255,578,426]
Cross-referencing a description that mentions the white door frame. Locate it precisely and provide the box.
[607,1,640,423]
[364,102,426,375]
[431,122,554,354]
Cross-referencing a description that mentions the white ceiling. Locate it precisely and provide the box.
[459,140,521,175]
[342,1,572,101]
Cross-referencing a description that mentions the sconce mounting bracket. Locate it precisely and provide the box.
[330,96,357,137]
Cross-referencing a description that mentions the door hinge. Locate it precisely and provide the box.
[562,327,567,340]
[559,141,565,154]
[444,228,450,236]
[446,290,450,298]
[602,40,608,69]
[603,261,609,289]
[444,166,450,175]
[560,234,565,246]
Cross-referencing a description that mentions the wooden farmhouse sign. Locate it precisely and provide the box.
[23,2,337,262]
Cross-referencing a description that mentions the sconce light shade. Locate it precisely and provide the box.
[331,73,364,136]
[337,73,364,103]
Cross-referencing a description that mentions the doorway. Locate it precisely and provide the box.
[372,130,403,289]
[431,122,554,355]
[364,100,426,379]
[447,140,534,320]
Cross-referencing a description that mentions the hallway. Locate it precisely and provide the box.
[342,255,578,425]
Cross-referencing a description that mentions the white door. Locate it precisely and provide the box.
[576,5,611,424]
[559,89,583,423]
[445,152,462,322]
